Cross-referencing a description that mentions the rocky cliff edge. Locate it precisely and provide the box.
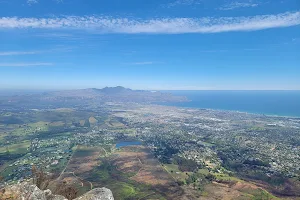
[0,182,114,200]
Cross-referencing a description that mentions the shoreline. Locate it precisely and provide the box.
[157,103,300,119]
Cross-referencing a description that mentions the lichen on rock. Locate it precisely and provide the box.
[0,182,114,200]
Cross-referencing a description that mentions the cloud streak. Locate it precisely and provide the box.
[0,11,299,34]
[164,0,203,8]
[0,47,74,56]
[0,51,39,56]
[219,1,259,10]
[129,62,154,65]
[27,0,38,5]
[0,63,53,67]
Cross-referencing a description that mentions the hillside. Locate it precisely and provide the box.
[0,87,187,110]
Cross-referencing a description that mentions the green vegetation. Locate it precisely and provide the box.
[213,172,242,182]
[86,156,165,200]
[74,147,95,157]
[49,157,69,174]
[198,168,210,176]
[0,141,30,154]
[1,101,299,199]
[173,156,200,172]
[239,188,280,200]
[109,182,136,199]
[163,164,188,181]
[105,117,125,128]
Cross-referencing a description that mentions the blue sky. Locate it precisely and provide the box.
[0,0,299,90]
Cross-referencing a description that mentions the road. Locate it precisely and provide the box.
[57,146,76,180]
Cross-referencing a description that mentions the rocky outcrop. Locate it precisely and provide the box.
[44,189,68,200]
[0,182,114,200]
[74,188,114,200]
[0,182,47,200]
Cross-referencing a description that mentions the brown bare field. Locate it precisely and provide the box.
[232,181,259,191]
[50,121,65,126]
[48,146,104,197]
[193,181,281,200]
[113,150,142,174]
[88,117,98,124]
[79,120,85,126]
[112,146,173,186]
[65,146,104,175]
[201,182,247,200]
[112,146,190,200]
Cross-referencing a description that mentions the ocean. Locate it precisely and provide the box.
[161,90,300,118]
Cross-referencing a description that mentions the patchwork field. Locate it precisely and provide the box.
[105,117,125,128]
[0,141,30,154]
[64,146,104,175]
[53,144,197,200]
[48,146,105,197]
[54,144,279,200]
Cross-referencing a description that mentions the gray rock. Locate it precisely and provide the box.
[0,182,46,200]
[74,188,114,200]
[1,183,114,200]
[44,189,68,200]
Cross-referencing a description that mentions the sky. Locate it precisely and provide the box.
[0,0,299,90]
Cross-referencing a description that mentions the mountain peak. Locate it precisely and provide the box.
[100,86,132,94]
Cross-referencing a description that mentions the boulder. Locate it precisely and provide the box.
[0,182,46,200]
[74,188,114,200]
[0,183,114,200]
[44,189,67,200]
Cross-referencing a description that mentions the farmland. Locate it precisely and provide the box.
[0,99,300,199]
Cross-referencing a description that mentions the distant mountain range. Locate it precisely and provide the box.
[47,86,140,96]
[0,87,188,109]
[43,86,187,102]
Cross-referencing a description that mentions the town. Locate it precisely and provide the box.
[1,101,300,199]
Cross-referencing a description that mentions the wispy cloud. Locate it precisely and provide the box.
[199,50,228,53]
[34,33,84,40]
[292,38,300,43]
[0,47,73,56]
[126,62,155,65]
[34,33,73,38]
[0,63,53,67]
[26,0,63,5]
[0,12,299,34]
[198,48,263,53]
[27,0,38,5]
[0,51,39,56]
[164,0,203,8]
[219,1,260,10]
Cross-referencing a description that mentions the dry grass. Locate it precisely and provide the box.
[50,121,65,127]
[112,146,174,186]
[65,146,104,174]
[79,120,85,126]
[110,146,192,200]
[88,117,98,124]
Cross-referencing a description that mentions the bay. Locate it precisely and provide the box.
[161,90,300,117]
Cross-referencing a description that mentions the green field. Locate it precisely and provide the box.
[0,141,31,154]
[163,164,189,181]
[84,152,166,200]
[213,172,242,182]
[240,188,280,200]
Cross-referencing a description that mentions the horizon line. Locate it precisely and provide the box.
[0,88,300,91]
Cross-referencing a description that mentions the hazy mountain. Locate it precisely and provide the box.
[0,87,188,110]
[42,86,184,100]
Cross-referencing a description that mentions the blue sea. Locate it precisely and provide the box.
[161,91,300,118]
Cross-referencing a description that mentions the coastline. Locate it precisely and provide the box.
[157,102,300,119]
[163,90,300,118]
